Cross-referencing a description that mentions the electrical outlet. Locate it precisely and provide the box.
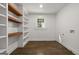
[70,30,75,33]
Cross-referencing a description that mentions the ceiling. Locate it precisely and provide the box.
[23,3,68,14]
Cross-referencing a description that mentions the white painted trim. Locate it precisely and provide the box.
[57,40,79,55]
[6,3,9,55]
[29,39,56,41]
[23,39,29,47]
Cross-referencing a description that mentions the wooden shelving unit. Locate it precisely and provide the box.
[8,3,23,37]
[0,3,7,54]
[8,15,22,24]
[8,32,22,37]
[8,3,23,54]
[8,3,22,16]
[0,3,29,54]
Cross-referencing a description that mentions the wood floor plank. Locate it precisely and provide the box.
[11,41,74,55]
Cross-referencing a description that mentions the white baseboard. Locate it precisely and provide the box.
[7,39,79,55]
[7,41,18,55]
[23,39,29,47]
[29,39,56,41]
[57,40,79,55]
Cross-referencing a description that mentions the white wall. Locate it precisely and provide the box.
[56,3,79,54]
[29,14,56,41]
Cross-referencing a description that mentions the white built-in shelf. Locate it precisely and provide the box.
[8,14,22,24]
[24,21,27,23]
[23,32,29,39]
[23,25,28,28]
[23,16,29,20]
[23,20,28,22]
[0,14,6,17]
[0,36,6,39]
[24,26,28,27]
[0,3,7,55]
[0,49,6,53]
[24,27,28,29]
[24,31,29,33]
[23,35,29,39]
[0,24,6,26]
[8,14,18,19]
[8,14,20,20]
[0,4,6,8]
[23,39,28,46]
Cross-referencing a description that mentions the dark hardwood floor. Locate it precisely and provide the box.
[11,41,74,55]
